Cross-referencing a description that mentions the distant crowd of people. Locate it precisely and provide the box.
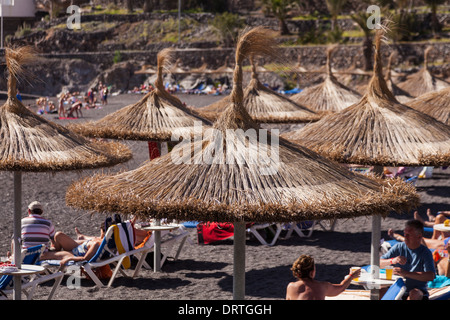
[31,82,110,119]
[128,82,230,96]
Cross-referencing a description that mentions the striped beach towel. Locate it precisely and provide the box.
[113,222,135,269]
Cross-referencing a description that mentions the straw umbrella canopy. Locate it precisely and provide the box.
[170,58,189,75]
[134,64,157,75]
[397,46,450,97]
[290,45,362,113]
[194,57,321,124]
[405,86,450,126]
[189,56,212,74]
[281,37,450,168]
[292,55,308,74]
[242,57,321,123]
[1,46,132,299]
[66,27,419,300]
[385,52,412,103]
[67,48,212,142]
[281,29,450,299]
[210,56,234,75]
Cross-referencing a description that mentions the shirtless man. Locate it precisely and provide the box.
[286,254,360,300]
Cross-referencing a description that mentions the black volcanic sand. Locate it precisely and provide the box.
[0,93,449,301]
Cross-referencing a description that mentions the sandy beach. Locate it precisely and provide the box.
[0,92,449,302]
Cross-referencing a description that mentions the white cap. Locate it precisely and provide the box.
[28,201,43,212]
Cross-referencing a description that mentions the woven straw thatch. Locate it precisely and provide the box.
[406,87,450,126]
[0,46,132,172]
[67,48,212,141]
[397,47,450,97]
[194,57,321,124]
[293,55,308,73]
[135,64,156,74]
[170,59,188,74]
[290,45,362,113]
[385,51,412,103]
[281,30,450,167]
[66,27,419,223]
[190,57,212,74]
[211,56,234,74]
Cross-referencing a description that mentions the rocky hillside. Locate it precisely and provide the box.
[4,9,450,97]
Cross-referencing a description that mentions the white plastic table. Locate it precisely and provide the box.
[0,264,45,300]
[351,273,400,290]
[142,224,181,272]
[433,223,450,232]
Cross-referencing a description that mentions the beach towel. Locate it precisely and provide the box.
[428,275,450,289]
[197,222,234,244]
[113,221,135,269]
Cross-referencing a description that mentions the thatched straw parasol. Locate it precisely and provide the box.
[169,58,189,75]
[290,45,362,113]
[134,64,157,75]
[385,51,412,103]
[397,46,450,97]
[67,48,212,141]
[189,56,212,74]
[66,27,419,300]
[293,55,308,73]
[281,28,450,298]
[1,46,132,299]
[211,56,234,74]
[281,39,450,168]
[405,86,450,126]
[194,56,321,124]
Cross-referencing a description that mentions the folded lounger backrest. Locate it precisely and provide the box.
[381,278,406,300]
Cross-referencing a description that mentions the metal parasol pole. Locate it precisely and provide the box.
[13,171,22,300]
[370,165,383,300]
[233,222,246,300]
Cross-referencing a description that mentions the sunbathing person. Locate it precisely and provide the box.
[50,229,104,266]
[286,254,360,300]
[388,228,449,251]
[414,209,450,239]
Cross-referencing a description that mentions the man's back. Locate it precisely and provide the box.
[286,279,327,300]
[21,214,55,249]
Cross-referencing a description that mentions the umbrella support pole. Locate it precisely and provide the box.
[370,165,383,300]
[13,171,22,300]
[233,222,246,300]
[370,214,381,300]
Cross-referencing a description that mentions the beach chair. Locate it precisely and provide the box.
[180,221,199,245]
[281,221,317,239]
[317,219,338,232]
[43,221,149,288]
[381,278,406,300]
[247,223,283,246]
[81,220,154,288]
[430,286,450,300]
[0,245,64,300]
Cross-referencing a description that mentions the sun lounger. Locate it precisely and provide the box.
[325,289,370,300]
[0,245,64,300]
[42,221,189,288]
[41,221,150,288]
[280,221,317,239]
[430,286,450,300]
[247,223,283,246]
[381,278,406,300]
